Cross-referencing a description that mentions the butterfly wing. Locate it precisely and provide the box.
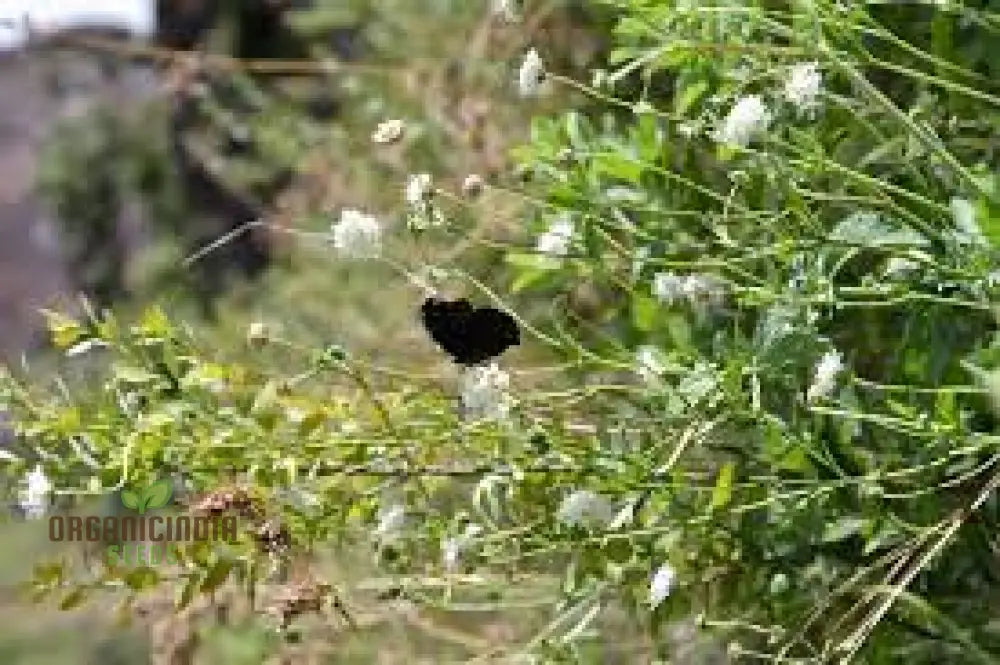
[421,298,520,365]
[421,298,475,363]
[468,307,520,363]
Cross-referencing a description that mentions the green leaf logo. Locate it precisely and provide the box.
[120,489,140,511]
[121,479,173,514]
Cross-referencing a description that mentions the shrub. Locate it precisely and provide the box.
[8,1,1000,663]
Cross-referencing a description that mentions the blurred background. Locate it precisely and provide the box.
[0,0,153,360]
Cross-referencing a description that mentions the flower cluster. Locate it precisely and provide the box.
[442,523,484,571]
[254,518,293,557]
[461,173,485,198]
[714,61,824,146]
[557,490,614,528]
[518,48,545,97]
[635,345,667,384]
[650,562,676,608]
[404,173,444,230]
[461,362,513,421]
[331,208,381,259]
[807,349,845,402]
[951,197,986,247]
[491,0,519,22]
[716,95,771,147]
[190,485,266,522]
[19,464,51,520]
[190,486,291,556]
[374,503,406,542]
[536,214,575,256]
[265,577,333,631]
[371,119,405,145]
[653,271,726,308]
[783,61,822,111]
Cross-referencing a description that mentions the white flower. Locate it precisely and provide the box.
[20,464,51,520]
[462,173,486,198]
[677,121,699,139]
[653,273,726,308]
[442,536,462,571]
[288,486,320,511]
[557,490,614,528]
[371,119,405,144]
[715,95,771,147]
[951,197,986,246]
[375,503,406,541]
[807,349,845,402]
[66,339,108,357]
[678,362,719,406]
[405,173,433,206]
[331,208,381,259]
[653,272,686,304]
[682,274,726,307]
[536,215,574,256]
[442,523,483,571]
[518,48,545,97]
[633,100,655,115]
[461,363,512,421]
[636,345,666,383]
[405,174,445,230]
[885,257,919,278]
[650,563,676,608]
[247,321,269,347]
[491,0,518,22]
[783,62,822,111]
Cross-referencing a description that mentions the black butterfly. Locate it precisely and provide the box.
[420,297,520,366]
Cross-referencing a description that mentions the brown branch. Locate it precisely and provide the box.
[34,33,417,77]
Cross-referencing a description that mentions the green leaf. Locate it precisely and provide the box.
[124,567,159,591]
[829,211,928,247]
[864,523,903,556]
[675,79,709,116]
[593,152,643,182]
[298,410,327,436]
[665,313,691,350]
[633,113,662,162]
[778,447,811,473]
[507,252,560,293]
[114,365,160,385]
[565,111,585,149]
[176,574,199,611]
[711,462,736,509]
[32,562,65,587]
[632,294,658,332]
[505,252,560,271]
[59,587,87,610]
[822,517,866,543]
[120,489,140,511]
[252,380,281,414]
[40,310,86,350]
[200,558,235,594]
[135,306,173,340]
[113,596,134,628]
[142,479,174,511]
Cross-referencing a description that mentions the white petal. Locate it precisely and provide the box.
[650,563,676,607]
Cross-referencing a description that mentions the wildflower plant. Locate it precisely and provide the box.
[6,1,1000,663]
[497,0,1000,661]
